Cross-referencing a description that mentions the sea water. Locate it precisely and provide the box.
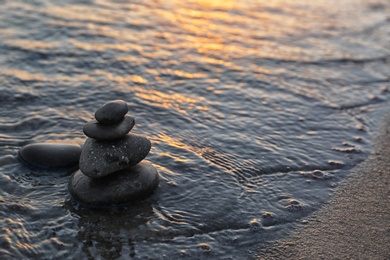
[0,0,389,259]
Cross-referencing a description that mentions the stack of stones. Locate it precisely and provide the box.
[68,100,159,206]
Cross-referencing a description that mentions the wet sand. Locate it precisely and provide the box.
[256,113,390,259]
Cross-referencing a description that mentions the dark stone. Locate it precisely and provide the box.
[68,161,159,206]
[83,115,135,141]
[95,100,129,124]
[79,134,151,178]
[19,143,81,168]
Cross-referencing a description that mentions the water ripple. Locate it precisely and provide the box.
[0,0,389,259]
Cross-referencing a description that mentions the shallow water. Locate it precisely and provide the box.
[0,0,389,259]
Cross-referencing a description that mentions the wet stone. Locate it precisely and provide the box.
[327,160,345,167]
[83,115,135,141]
[261,211,278,227]
[285,200,304,212]
[198,243,211,252]
[278,198,306,212]
[95,100,129,124]
[312,170,332,179]
[68,161,159,206]
[249,219,264,232]
[79,134,151,178]
[19,143,81,169]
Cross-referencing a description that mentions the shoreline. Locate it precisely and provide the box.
[256,113,390,259]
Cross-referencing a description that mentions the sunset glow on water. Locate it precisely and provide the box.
[0,0,389,258]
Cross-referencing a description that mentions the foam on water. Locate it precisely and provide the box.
[0,0,389,258]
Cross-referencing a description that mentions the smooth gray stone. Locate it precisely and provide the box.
[83,115,135,141]
[79,134,151,178]
[68,161,159,206]
[95,100,129,124]
[19,143,81,168]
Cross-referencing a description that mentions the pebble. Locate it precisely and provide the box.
[249,219,264,232]
[79,134,151,178]
[68,161,159,206]
[261,211,278,227]
[312,170,325,179]
[94,100,129,124]
[83,115,135,141]
[198,243,211,252]
[19,143,81,168]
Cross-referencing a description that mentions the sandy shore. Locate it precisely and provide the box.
[256,113,390,259]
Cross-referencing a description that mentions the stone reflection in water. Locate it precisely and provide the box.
[65,200,156,259]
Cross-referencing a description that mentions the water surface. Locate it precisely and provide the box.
[0,0,389,259]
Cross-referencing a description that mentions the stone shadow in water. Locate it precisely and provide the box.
[64,199,156,259]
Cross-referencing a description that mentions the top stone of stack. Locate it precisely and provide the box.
[95,100,129,124]
[83,100,135,141]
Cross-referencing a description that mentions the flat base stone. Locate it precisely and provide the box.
[68,161,159,206]
[19,143,81,169]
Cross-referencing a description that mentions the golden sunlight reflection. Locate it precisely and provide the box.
[159,69,207,79]
[2,68,98,83]
[16,242,34,250]
[188,0,238,10]
[42,5,118,23]
[94,70,148,84]
[2,69,46,82]
[3,227,12,234]
[156,132,191,150]
[69,39,144,53]
[159,151,189,163]
[151,0,344,61]
[154,164,179,177]
[153,207,187,225]
[5,39,59,50]
[134,86,208,115]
